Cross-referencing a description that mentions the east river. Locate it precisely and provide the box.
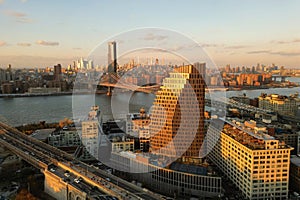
[0,77,299,126]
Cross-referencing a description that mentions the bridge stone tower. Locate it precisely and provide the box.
[108,41,117,74]
[106,41,118,95]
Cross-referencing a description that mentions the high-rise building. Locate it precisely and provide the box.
[150,63,205,159]
[54,64,62,80]
[208,118,292,200]
[81,106,101,158]
[108,41,117,73]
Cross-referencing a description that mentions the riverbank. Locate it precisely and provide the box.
[1,83,299,98]
[227,84,299,91]
[0,92,73,98]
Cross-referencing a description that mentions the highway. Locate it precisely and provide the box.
[205,97,273,114]
[0,122,165,200]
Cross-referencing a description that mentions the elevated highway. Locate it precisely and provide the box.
[0,122,164,200]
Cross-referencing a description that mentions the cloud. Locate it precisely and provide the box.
[271,39,300,44]
[17,42,31,47]
[0,0,4,4]
[3,10,34,23]
[247,50,300,56]
[143,33,168,41]
[201,43,223,48]
[0,41,7,47]
[247,50,271,54]
[292,39,300,43]
[73,47,82,50]
[20,0,27,3]
[3,10,26,17]
[16,18,34,23]
[271,51,300,56]
[225,45,249,49]
[169,45,185,51]
[36,40,59,46]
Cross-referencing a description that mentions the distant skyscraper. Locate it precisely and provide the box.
[88,60,94,69]
[150,63,206,159]
[108,41,117,73]
[54,64,62,80]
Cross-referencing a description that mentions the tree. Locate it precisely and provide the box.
[59,118,73,128]
[15,188,38,200]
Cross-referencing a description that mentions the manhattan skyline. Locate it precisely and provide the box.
[0,0,300,68]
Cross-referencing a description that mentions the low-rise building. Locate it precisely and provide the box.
[48,129,81,147]
[110,151,222,198]
[112,139,134,152]
[258,93,300,116]
[126,108,150,151]
[28,87,61,93]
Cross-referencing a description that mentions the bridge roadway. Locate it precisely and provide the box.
[99,78,273,115]
[0,122,164,200]
[205,97,273,114]
[98,82,159,94]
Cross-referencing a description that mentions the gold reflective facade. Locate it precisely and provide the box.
[150,63,205,158]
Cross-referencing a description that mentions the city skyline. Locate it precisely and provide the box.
[0,0,300,68]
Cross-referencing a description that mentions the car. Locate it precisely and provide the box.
[105,178,111,182]
[64,172,70,177]
[74,177,82,183]
[49,168,55,172]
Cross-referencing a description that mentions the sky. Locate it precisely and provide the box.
[0,0,300,68]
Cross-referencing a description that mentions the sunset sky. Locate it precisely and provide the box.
[0,0,300,68]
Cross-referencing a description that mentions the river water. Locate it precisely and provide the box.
[1,77,299,126]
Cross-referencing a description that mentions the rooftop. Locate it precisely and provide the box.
[31,128,55,141]
[218,118,289,150]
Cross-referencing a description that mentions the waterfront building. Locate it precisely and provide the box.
[1,82,14,94]
[258,93,300,116]
[48,129,81,148]
[54,64,62,80]
[150,63,205,160]
[236,73,271,86]
[28,87,61,93]
[208,118,293,200]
